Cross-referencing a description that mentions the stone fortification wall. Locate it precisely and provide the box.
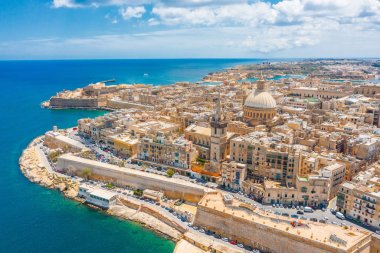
[57,154,207,203]
[107,99,154,110]
[50,97,101,108]
[118,198,187,234]
[193,205,371,253]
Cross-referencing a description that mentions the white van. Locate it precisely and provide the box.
[336,212,345,220]
[304,206,313,213]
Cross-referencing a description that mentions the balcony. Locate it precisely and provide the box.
[367,209,375,215]
[362,196,376,204]
[366,204,376,210]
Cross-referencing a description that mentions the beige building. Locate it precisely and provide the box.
[112,134,139,158]
[130,120,180,137]
[337,166,380,229]
[321,163,346,198]
[258,175,330,207]
[243,77,277,127]
[290,86,352,100]
[355,85,380,98]
[221,161,247,190]
[185,123,235,160]
[230,132,300,188]
[136,136,198,173]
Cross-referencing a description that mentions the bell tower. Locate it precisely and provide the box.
[209,93,228,171]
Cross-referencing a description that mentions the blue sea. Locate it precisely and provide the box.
[0,59,264,253]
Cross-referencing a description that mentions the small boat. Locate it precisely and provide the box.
[143,73,149,76]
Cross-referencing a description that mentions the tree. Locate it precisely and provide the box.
[118,160,125,167]
[133,189,143,196]
[166,168,175,178]
[48,151,61,163]
[196,157,206,165]
[81,168,92,180]
[106,183,115,189]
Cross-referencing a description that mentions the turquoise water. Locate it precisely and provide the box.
[0,59,264,253]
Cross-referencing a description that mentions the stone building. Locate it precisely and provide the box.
[136,136,198,172]
[337,165,380,228]
[229,132,301,188]
[243,77,277,127]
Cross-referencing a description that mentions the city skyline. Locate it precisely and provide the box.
[1,0,380,59]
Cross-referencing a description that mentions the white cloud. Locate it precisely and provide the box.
[52,0,81,8]
[151,2,277,26]
[238,25,320,53]
[42,0,380,56]
[120,6,146,20]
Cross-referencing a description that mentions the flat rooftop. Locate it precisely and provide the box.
[198,192,372,251]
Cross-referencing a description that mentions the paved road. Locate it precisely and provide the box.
[36,143,54,173]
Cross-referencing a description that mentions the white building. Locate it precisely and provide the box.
[82,188,118,209]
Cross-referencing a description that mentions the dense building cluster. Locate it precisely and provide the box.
[53,60,380,228]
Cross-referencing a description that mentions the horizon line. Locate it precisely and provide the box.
[1,57,380,62]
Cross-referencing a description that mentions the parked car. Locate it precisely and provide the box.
[222,237,229,242]
[304,206,314,213]
[297,210,304,215]
[291,214,299,219]
[310,218,318,222]
[281,213,289,217]
[229,240,237,245]
[336,212,345,220]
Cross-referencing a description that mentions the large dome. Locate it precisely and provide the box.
[244,90,277,109]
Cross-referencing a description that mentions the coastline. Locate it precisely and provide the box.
[19,136,181,244]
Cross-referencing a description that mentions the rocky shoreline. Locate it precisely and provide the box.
[19,136,78,198]
[19,137,181,246]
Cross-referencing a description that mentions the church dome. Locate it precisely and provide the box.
[244,90,277,109]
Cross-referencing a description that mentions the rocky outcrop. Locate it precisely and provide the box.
[19,137,78,198]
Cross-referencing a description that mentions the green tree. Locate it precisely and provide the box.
[196,157,206,165]
[106,183,115,189]
[133,189,143,196]
[48,151,60,163]
[81,168,92,180]
[166,168,175,178]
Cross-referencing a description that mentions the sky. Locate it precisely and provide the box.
[0,0,379,59]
